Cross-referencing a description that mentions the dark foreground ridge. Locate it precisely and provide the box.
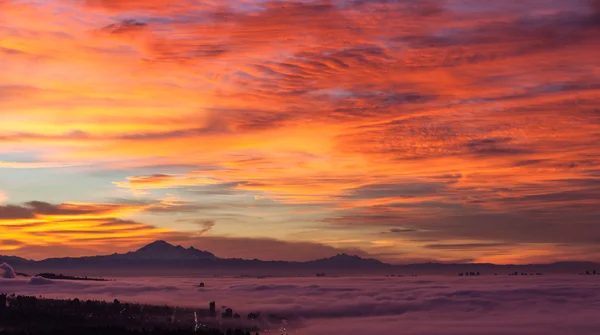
[0,294,259,335]
[35,273,111,281]
[0,328,249,335]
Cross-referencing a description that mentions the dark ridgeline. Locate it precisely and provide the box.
[0,295,259,335]
[35,273,110,281]
[507,272,543,276]
[0,329,257,335]
[5,240,600,276]
[0,241,387,277]
[459,271,546,276]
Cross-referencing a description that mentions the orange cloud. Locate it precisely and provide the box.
[0,201,169,257]
[1,0,600,263]
[114,174,219,190]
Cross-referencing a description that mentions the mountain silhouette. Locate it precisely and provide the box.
[0,240,389,275]
[307,253,384,266]
[2,240,599,276]
[121,240,216,260]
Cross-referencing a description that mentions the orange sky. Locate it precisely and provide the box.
[1,0,600,263]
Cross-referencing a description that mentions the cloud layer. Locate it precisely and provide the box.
[3,275,600,334]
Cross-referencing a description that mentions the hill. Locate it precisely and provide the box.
[3,241,600,276]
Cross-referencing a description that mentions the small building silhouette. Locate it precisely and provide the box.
[209,301,216,317]
[247,312,260,320]
[199,282,205,287]
[222,308,233,318]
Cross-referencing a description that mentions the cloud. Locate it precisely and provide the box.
[0,161,87,169]
[342,180,450,202]
[0,201,170,259]
[0,204,36,219]
[28,276,55,285]
[1,239,23,246]
[101,19,148,35]
[384,228,419,234]
[424,243,518,250]
[3,275,600,334]
[0,201,136,219]
[113,174,219,191]
[84,0,201,14]
[0,262,16,279]
[175,219,216,235]
[2,0,600,263]
[0,199,370,262]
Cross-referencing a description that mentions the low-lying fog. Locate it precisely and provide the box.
[3,270,600,334]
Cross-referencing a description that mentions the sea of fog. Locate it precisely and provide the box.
[3,273,600,334]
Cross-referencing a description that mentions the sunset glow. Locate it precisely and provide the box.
[1,0,600,263]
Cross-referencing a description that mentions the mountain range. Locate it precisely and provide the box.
[2,240,598,276]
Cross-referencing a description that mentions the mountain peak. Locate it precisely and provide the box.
[308,253,376,263]
[308,253,384,267]
[335,253,352,257]
[131,240,216,260]
[331,253,363,261]
[136,240,175,252]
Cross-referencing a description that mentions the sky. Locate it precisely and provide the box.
[0,0,599,263]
